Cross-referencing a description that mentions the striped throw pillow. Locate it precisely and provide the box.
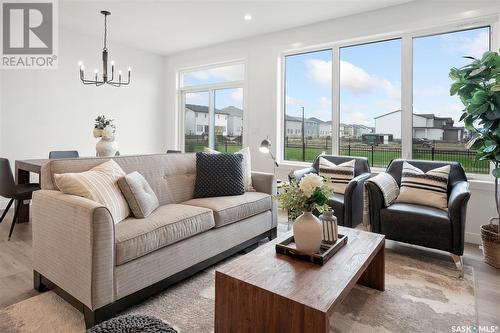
[318,157,355,194]
[54,160,131,223]
[395,161,450,210]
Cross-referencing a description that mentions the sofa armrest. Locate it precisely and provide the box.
[448,181,471,255]
[290,167,316,181]
[365,182,385,233]
[343,173,371,227]
[32,190,115,310]
[251,172,277,228]
[251,172,276,195]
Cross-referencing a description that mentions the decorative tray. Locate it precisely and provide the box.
[275,234,348,265]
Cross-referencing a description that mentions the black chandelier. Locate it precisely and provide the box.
[79,10,131,87]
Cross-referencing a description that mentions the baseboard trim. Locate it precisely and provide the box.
[465,232,481,245]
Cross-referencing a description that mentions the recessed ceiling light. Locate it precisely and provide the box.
[244,14,252,21]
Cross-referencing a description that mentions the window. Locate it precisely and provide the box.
[180,63,244,152]
[284,50,333,162]
[412,27,491,173]
[340,39,402,167]
[281,22,493,174]
[181,63,244,87]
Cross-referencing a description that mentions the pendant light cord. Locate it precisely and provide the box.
[103,14,108,50]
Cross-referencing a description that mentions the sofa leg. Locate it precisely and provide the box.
[241,242,258,254]
[33,271,47,292]
[451,254,464,279]
[84,307,96,329]
[268,227,277,241]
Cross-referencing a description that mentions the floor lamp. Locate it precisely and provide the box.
[259,138,279,175]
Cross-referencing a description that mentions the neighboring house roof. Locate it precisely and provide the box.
[374,110,402,119]
[185,104,242,116]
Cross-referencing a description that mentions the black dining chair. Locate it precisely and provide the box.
[49,150,79,159]
[0,158,40,240]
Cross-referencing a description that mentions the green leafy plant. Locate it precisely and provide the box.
[450,50,500,228]
[276,174,331,213]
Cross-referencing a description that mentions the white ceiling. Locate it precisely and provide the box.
[60,0,414,55]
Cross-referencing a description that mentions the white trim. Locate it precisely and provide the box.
[401,36,412,160]
[465,232,482,245]
[332,47,340,156]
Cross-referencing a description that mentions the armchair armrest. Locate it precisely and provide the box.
[365,182,385,233]
[32,190,115,310]
[343,173,371,228]
[290,167,316,181]
[448,181,471,255]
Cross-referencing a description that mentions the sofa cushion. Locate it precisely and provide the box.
[380,203,452,252]
[115,204,215,265]
[318,157,355,194]
[194,152,245,198]
[183,192,272,228]
[118,171,159,218]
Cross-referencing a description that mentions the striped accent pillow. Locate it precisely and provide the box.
[318,157,355,194]
[395,161,450,210]
[54,160,131,223]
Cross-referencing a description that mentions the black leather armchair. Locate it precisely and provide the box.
[366,159,470,273]
[291,155,371,228]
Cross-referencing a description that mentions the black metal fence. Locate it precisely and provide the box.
[284,141,489,174]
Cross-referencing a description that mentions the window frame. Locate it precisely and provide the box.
[279,16,498,176]
[177,60,246,152]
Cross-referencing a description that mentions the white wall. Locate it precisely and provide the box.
[164,1,500,244]
[1,28,165,166]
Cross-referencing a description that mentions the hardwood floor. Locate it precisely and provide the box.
[0,208,498,327]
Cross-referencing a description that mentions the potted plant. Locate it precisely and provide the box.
[94,115,119,157]
[450,50,500,268]
[276,173,331,254]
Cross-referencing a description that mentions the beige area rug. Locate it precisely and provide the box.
[0,245,476,333]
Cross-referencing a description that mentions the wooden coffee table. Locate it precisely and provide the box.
[215,226,385,333]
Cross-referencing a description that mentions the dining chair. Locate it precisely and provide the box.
[0,158,40,240]
[49,150,79,159]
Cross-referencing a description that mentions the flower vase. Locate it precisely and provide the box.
[293,211,323,254]
[96,137,118,157]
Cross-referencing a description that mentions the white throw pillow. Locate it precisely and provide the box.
[203,147,255,192]
[318,157,355,194]
[395,161,450,210]
[367,173,399,207]
[54,160,131,223]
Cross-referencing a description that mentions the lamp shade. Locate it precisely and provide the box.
[259,138,271,153]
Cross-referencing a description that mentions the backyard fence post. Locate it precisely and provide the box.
[431,147,435,160]
[371,145,374,165]
[225,137,228,152]
[348,144,351,156]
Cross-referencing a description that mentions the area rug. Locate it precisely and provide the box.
[0,244,476,333]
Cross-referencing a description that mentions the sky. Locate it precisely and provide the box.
[285,26,490,129]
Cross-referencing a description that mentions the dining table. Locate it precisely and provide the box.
[15,158,50,222]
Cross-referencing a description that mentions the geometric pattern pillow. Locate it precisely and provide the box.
[366,172,400,206]
[194,152,245,198]
[118,172,159,219]
[395,161,450,210]
[318,157,355,194]
[203,146,255,192]
[53,159,130,223]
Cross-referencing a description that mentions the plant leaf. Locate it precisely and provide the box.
[492,168,500,178]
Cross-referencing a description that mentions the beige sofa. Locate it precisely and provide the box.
[31,154,277,327]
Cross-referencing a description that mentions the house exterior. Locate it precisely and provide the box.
[374,110,464,142]
[185,104,243,137]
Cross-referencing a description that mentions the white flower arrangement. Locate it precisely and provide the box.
[299,173,324,197]
[94,115,116,140]
[276,173,332,213]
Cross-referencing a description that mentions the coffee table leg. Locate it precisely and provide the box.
[359,241,385,291]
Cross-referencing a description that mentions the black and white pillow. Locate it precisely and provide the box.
[395,161,450,210]
[318,157,355,194]
[194,152,245,198]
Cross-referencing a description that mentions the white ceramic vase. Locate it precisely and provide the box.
[96,137,118,157]
[293,211,323,254]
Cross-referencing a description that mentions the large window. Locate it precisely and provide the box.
[340,39,401,167]
[181,63,244,152]
[281,22,493,174]
[412,27,491,173]
[284,50,332,162]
